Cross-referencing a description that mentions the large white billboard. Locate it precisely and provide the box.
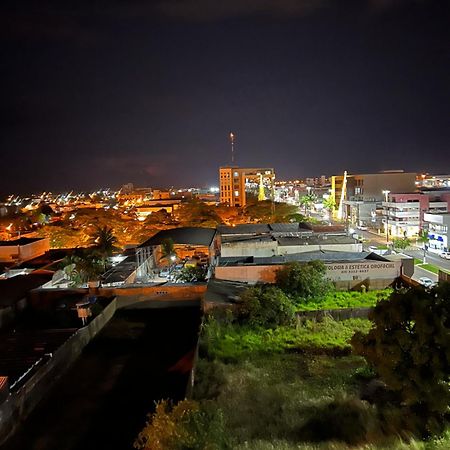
[325,261,401,281]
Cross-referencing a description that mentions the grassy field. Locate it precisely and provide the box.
[295,290,391,312]
[193,317,450,450]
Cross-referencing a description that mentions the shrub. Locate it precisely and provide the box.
[275,261,333,305]
[134,399,229,450]
[297,398,377,445]
[237,286,296,328]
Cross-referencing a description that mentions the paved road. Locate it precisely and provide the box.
[356,229,450,273]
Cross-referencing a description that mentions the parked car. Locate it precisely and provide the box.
[439,251,450,260]
[418,277,435,288]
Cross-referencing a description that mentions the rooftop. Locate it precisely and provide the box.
[218,250,385,266]
[139,227,217,248]
[0,273,53,308]
[0,237,45,247]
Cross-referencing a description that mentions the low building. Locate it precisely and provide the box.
[424,212,450,253]
[0,238,50,264]
[215,250,403,290]
[218,223,361,258]
[382,191,450,238]
[135,199,182,220]
[137,227,219,281]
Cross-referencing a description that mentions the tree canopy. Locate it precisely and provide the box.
[244,200,301,223]
[275,261,333,304]
[351,284,450,438]
[175,199,222,227]
[237,285,296,328]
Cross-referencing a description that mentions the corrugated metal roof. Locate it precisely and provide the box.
[139,227,216,247]
[276,235,355,246]
[217,224,270,235]
[269,223,300,232]
[218,250,381,266]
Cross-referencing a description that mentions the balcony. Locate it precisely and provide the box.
[382,201,419,208]
[385,210,419,218]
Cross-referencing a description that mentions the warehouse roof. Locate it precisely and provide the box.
[139,227,216,247]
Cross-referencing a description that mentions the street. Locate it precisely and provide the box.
[354,229,449,283]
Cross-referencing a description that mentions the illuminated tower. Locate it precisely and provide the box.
[258,173,266,201]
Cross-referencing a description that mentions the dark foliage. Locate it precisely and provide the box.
[352,284,450,438]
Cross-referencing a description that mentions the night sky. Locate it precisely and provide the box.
[1,0,449,194]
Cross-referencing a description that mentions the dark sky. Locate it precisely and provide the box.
[1,0,449,194]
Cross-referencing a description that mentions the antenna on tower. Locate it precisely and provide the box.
[229,132,235,164]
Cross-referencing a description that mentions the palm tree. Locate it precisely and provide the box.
[90,225,119,270]
[62,249,103,287]
[322,196,336,221]
[300,194,315,217]
[417,229,429,263]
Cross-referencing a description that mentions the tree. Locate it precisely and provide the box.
[62,249,104,286]
[417,229,429,263]
[351,284,450,438]
[160,238,177,262]
[392,237,411,250]
[275,261,333,304]
[244,200,299,223]
[238,286,296,328]
[175,199,222,227]
[90,225,119,270]
[300,194,315,217]
[322,196,336,220]
[145,209,173,226]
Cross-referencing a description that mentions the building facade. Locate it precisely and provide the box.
[331,171,416,228]
[382,192,450,238]
[219,166,275,207]
[423,212,450,253]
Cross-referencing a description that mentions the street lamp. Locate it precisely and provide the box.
[382,190,390,244]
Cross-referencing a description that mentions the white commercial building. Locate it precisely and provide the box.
[424,212,450,253]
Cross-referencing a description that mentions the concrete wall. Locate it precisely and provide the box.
[0,298,117,446]
[278,243,362,255]
[30,284,207,311]
[221,240,277,257]
[0,238,50,263]
[215,260,402,290]
[221,241,361,258]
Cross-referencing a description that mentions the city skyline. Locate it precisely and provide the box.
[1,0,449,194]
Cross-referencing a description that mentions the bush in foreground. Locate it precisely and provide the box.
[134,399,229,450]
[275,261,333,305]
[238,286,296,328]
[352,284,450,438]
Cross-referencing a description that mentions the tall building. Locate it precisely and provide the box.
[219,167,275,207]
[331,170,416,227]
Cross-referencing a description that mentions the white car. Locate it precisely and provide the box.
[439,251,450,260]
[418,277,435,288]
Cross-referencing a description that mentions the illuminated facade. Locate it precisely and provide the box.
[331,171,416,227]
[219,166,275,207]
